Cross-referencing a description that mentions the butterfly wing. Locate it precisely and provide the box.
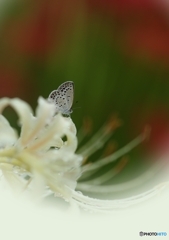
[57,81,74,113]
[48,81,74,115]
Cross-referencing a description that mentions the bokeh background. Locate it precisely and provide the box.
[1,0,169,198]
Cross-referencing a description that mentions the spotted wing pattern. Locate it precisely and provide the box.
[48,81,74,115]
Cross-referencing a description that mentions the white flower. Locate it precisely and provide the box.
[0,97,168,213]
[0,97,82,200]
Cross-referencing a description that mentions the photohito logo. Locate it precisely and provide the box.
[139,232,167,237]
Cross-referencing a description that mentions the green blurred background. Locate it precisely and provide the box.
[1,0,169,193]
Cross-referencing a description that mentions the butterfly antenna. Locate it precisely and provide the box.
[73,106,81,110]
[73,100,81,111]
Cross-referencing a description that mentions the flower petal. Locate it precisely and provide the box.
[0,97,34,147]
[20,97,56,147]
[0,115,18,147]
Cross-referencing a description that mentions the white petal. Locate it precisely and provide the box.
[63,117,77,135]
[36,97,56,124]
[0,97,34,147]
[28,113,77,152]
[0,115,18,146]
[17,97,64,151]
[22,97,56,147]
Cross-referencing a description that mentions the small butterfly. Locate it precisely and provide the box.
[48,81,74,116]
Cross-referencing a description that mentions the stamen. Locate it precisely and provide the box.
[77,163,163,193]
[77,117,93,145]
[77,115,121,158]
[79,157,128,185]
[72,182,168,212]
[101,141,117,158]
[82,129,149,173]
